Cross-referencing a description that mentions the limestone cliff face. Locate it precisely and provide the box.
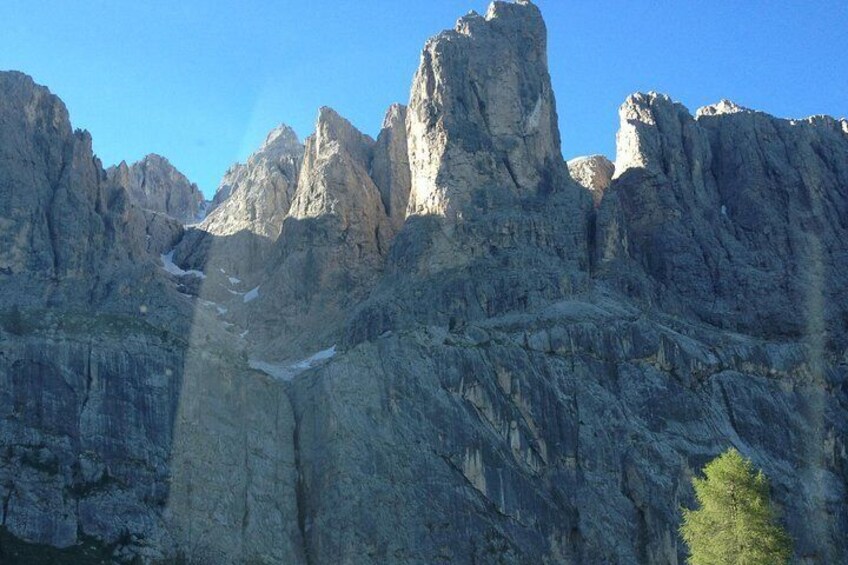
[0,71,116,280]
[346,0,591,343]
[1,2,847,564]
[203,125,303,239]
[287,108,385,236]
[107,154,205,224]
[567,154,614,205]
[406,0,568,220]
[248,108,393,356]
[294,302,847,564]
[371,104,412,233]
[597,92,848,342]
[172,125,303,280]
[0,71,181,310]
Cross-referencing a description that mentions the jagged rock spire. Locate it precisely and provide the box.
[406,0,565,219]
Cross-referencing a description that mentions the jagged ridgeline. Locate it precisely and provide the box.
[0,1,846,563]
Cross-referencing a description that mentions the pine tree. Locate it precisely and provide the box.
[680,448,792,565]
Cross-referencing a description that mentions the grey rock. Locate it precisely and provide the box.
[173,124,303,281]
[107,154,206,224]
[567,154,614,205]
[1,2,847,564]
[406,0,568,220]
[345,0,592,343]
[0,71,177,312]
[596,92,848,343]
[203,124,303,239]
[371,104,412,233]
[292,301,847,563]
[249,107,393,357]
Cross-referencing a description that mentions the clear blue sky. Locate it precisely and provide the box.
[2,1,846,197]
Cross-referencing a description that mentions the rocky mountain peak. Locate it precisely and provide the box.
[106,153,205,224]
[381,103,406,130]
[288,107,378,221]
[598,90,848,341]
[372,104,412,231]
[695,98,751,118]
[172,122,304,280]
[3,4,848,563]
[310,106,374,167]
[612,91,708,181]
[250,107,393,356]
[406,0,563,219]
[209,123,303,212]
[567,154,614,205]
[262,123,300,152]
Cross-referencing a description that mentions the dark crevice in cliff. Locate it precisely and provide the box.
[718,380,741,439]
[79,342,94,427]
[1,486,13,526]
[469,80,492,137]
[502,157,521,191]
[435,452,517,522]
[240,420,251,548]
[288,388,312,565]
[45,149,72,279]
[586,207,598,275]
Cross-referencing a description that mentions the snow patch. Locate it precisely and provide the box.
[198,298,228,316]
[161,251,206,279]
[228,276,242,285]
[292,346,337,370]
[249,346,337,382]
[526,97,542,132]
[243,286,260,303]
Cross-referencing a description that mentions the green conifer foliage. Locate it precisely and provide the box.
[681,448,792,565]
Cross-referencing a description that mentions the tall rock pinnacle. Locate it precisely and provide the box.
[251,107,393,355]
[406,0,566,219]
[371,104,412,233]
[201,124,303,240]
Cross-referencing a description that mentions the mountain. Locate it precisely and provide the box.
[0,1,846,563]
[172,124,304,281]
[567,154,614,205]
[107,154,206,224]
[597,93,848,342]
[205,124,304,234]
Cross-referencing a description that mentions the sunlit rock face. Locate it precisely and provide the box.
[345,0,592,344]
[204,124,303,238]
[107,154,205,224]
[1,2,848,564]
[567,154,614,205]
[288,108,385,229]
[597,92,848,342]
[172,125,303,280]
[406,0,567,220]
[371,104,412,233]
[248,107,394,356]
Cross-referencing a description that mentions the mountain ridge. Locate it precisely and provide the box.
[0,1,845,563]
